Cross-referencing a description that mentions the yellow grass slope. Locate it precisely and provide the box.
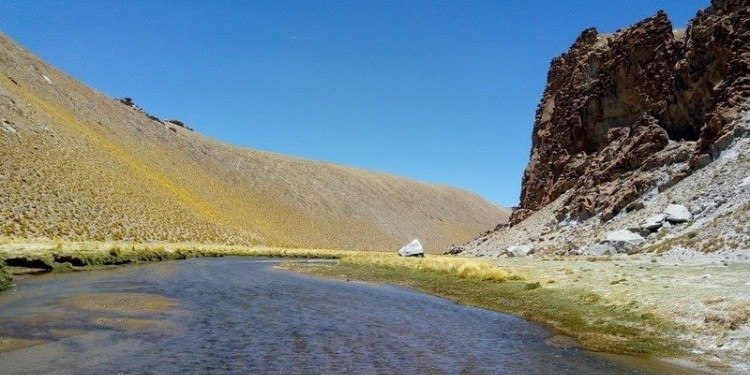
[0,34,509,252]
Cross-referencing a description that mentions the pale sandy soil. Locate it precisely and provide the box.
[499,254,750,374]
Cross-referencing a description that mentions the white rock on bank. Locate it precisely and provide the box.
[664,204,692,223]
[398,239,424,257]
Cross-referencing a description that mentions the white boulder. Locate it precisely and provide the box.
[581,243,617,256]
[506,244,534,257]
[602,230,644,253]
[664,204,692,223]
[643,214,667,231]
[398,239,424,257]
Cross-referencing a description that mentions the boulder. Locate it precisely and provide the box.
[664,204,692,223]
[443,245,465,255]
[506,244,534,257]
[643,214,667,231]
[580,243,617,256]
[627,226,651,238]
[566,242,582,255]
[602,230,644,253]
[119,97,134,106]
[690,203,705,216]
[398,239,424,257]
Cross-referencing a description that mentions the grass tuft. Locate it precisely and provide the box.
[524,281,542,290]
[339,253,522,282]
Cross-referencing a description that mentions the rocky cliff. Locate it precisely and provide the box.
[450,3,750,371]
[511,0,750,225]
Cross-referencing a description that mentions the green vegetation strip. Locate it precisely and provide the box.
[0,244,348,291]
[284,256,687,358]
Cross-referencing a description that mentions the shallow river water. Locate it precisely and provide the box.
[0,258,696,374]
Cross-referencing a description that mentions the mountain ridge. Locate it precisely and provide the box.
[0,33,509,252]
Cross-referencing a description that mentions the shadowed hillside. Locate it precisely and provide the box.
[0,34,509,252]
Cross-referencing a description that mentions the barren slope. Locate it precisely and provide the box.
[0,34,509,252]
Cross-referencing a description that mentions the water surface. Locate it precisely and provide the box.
[0,258,694,374]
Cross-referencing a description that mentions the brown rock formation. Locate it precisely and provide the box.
[511,0,750,225]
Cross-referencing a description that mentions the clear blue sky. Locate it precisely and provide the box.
[1,1,708,207]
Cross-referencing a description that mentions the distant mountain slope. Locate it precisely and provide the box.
[0,34,509,252]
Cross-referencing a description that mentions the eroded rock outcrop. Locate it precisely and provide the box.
[511,0,750,225]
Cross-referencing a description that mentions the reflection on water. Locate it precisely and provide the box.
[0,258,693,374]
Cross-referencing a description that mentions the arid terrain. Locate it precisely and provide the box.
[0,34,508,253]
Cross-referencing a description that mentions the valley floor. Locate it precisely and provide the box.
[1,239,748,373]
[501,254,750,374]
[282,253,750,374]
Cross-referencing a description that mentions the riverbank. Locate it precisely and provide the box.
[0,240,345,279]
[1,240,745,373]
[281,258,683,354]
[0,256,667,374]
[0,240,522,288]
[283,254,749,374]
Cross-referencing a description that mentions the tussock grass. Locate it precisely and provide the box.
[524,281,542,290]
[339,252,523,281]
[703,299,750,330]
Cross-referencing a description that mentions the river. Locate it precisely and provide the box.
[0,258,696,374]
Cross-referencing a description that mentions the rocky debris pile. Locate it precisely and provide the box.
[444,244,466,255]
[399,239,424,257]
[602,230,645,253]
[569,204,694,256]
[457,110,750,262]
[164,119,194,131]
[444,223,508,255]
[511,1,750,226]
[506,244,534,257]
[0,118,16,135]
[117,98,194,132]
[118,97,163,123]
[622,204,694,236]
[118,97,135,107]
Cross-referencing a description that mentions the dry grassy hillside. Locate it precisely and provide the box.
[0,34,509,252]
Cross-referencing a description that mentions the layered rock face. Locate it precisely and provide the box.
[512,0,750,225]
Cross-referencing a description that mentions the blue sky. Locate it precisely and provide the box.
[1,1,708,207]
